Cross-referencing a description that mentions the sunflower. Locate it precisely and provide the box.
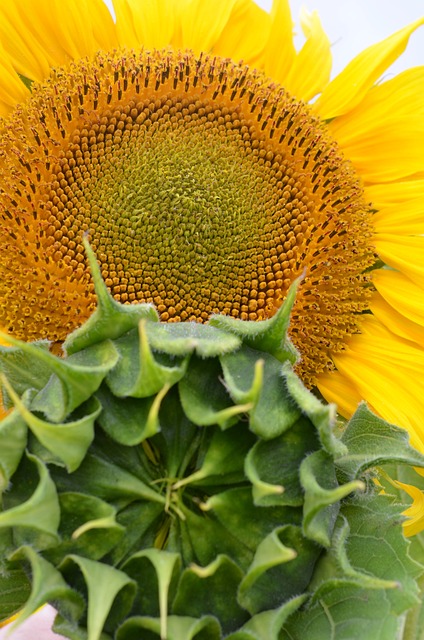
[0,0,423,534]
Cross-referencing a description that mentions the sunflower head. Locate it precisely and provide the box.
[0,46,375,386]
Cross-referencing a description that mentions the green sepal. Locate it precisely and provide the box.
[0,561,31,625]
[61,555,136,640]
[5,380,101,472]
[282,366,347,458]
[122,549,180,640]
[172,555,247,634]
[7,546,84,633]
[0,452,60,549]
[95,384,167,445]
[200,488,302,551]
[108,501,164,567]
[106,322,188,398]
[244,416,319,507]
[1,337,118,423]
[175,505,253,570]
[44,492,124,565]
[220,347,300,439]
[52,451,166,506]
[52,613,112,640]
[209,276,300,365]
[227,595,307,640]
[336,402,424,481]
[238,525,319,615]
[63,237,158,355]
[32,341,119,423]
[179,356,251,430]
[0,339,52,407]
[151,386,201,479]
[146,321,241,357]
[116,615,221,640]
[172,423,255,490]
[0,408,27,492]
[300,450,364,547]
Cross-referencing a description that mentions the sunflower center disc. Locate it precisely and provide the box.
[0,49,374,384]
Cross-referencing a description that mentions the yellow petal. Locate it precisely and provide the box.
[263,0,296,85]
[0,2,52,81]
[328,67,424,182]
[211,0,271,67]
[375,235,424,289]
[370,292,424,348]
[391,479,424,537]
[365,177,424,210]
[284,9,332,102]
[330,319,424,453]
[373,196,424,235]
[315,17,424,120]
[316,369,363,420]
[178,0,239,54]
[114,0,175,49]
[0,39,30,115]
[0,0,116,84]
[372,269,424,329]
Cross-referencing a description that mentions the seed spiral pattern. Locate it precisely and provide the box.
[0,49,374,384]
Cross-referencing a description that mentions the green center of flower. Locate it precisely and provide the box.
[0,49,374,384]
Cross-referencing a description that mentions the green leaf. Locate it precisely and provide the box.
[106,322,188,398]
[179,356,251,430]
[209,276,300,364]
[337,496,422,614]
[8,546,83,632]
[62,555,136,640]
[283,493,422,639]
[172,555,248,634]
[0,453,60,549]
[281,585,402,640]
[245,416,319,507]
[5,379,101,472]
[116,615,221,640]
[0,409,27,492]
[123,549,180,640]
[337,403,424,481]
[146,321,241,357]
[300,451,364,547]
[221,347,300,439]
[63,236,158,355]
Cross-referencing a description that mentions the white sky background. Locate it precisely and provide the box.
[271,0,424,78]
[0,1,422,640]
